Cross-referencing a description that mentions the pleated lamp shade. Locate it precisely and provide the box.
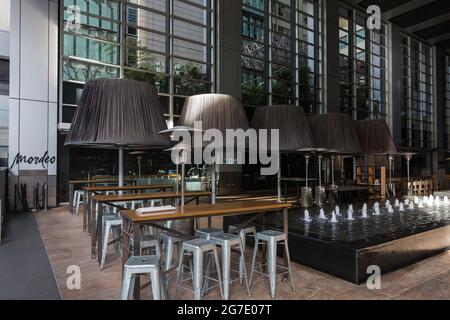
[65,79,171,149]
[354,120,398,155]
[252,105,315,152]
[179,94,249,132]
[308,113,363,155]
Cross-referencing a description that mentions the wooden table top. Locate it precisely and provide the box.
[93,191,211,203]
[120,200,292,223]
[82,184,172,192]
[68,179,133,185]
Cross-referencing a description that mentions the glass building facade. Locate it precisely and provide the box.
[400,34,434,150]
[445,55,450,150]
[338,4,387,120]
[62,0,214,126]
[49,0,448,202]
[241,0,322,118]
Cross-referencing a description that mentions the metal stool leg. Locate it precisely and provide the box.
[213,247,224,300]
[174,247,185,300]
[150,269,161,300]
[249,237,259,288]
[284,240,296,292]
[267,238,277,299]
[120,270,132,300]
[222,242,231,300]
[239,239,251,297]
[100,222,111,270]
[193,248,204,300]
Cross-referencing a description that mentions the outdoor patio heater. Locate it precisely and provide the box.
[252,105,315,203]
[308,113,362,206]
[354,120,399,197]
[179,94,249,206]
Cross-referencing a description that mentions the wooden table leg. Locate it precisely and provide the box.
[97,203,104,263]
[69,183,74,214]
[132,222,141,300]
[90,199,97,259]
[282,207,289,281]
[87,194,92,234]
[121,218,130,276]
[83,190,88,232]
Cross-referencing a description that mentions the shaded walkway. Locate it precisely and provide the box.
[0,212,60,300]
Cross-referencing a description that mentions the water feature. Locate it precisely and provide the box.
[394,199,400,207]
[319,208,327,220]
[304,209,312,223]
[331,211,338,223]
[335,205,340,216]
[399,203,405,212]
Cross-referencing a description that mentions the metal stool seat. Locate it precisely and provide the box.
[100,216,123,270]
[206,233,251,300]
[120,255,162,300]
[175,238,224,300]
[196,228,223,240]
[228,225,257,285]
[249,230,295,299]
[129,234,161,257]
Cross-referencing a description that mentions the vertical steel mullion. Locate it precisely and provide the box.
[168,0,174,126]
[206,0,213,91]
[290,0,296,105]
[265,0,271,106]
[119,1,124,79]
[314,0,321,114]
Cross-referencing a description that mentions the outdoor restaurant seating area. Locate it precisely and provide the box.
[35,78,447,300]
[1,0,450,305]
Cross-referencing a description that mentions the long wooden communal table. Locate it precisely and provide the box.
[82,184,173,233]
[120,200,292,300]
[91,191,212,261]
[68,179,134,214]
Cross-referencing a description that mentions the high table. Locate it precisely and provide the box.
[82,184,173,232]
[327,185,372,202]
[120,200,292,300]
[68,179,134,214]
[91,191,212,260]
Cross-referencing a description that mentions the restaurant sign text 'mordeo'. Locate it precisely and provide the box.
[10,151,56,169]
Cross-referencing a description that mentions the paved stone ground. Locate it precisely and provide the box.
[35,207,450,300]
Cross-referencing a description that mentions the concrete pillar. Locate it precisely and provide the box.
[216,0,241,98]
[8,0,58,209]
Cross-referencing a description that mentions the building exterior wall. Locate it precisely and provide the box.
[8,0,58,208]
[2,0,449,207]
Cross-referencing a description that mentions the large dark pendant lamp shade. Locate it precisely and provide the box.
[179,94,249,205]
[252,105,315,202]
[65,79,171,186]
[353,120,397,155]
[307,113,363,155]
[354,120,398,186]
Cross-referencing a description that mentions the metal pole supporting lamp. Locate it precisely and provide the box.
[354,120,399,197]
[65,79,171,187]
[402,152,417,195]
[252,105,315,203]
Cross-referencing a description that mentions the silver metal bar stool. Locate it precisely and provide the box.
[120,255,162,300]
[207,233,251,300]
[249,230,296,299]
[228,225,257,285]
[100,216,123,270]
[174,238,224,300]
[196,228,223,240]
